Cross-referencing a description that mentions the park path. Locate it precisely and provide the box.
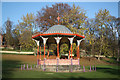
[0,51,107,57]
[0,51,34,54]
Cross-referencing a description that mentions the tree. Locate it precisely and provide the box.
[72,43,77,55]
[107,16,118,58]
[94,9,112,60]
[61,4,87,36]
[0,26,5,34]
[4,18,13,47]
[16,13,36,51]
[85,19,96,53]
[36,3,87,35]
[60,43,76,57]
[49,44,57,55]
[60,43,69,54]
[12,28,20,49]
[116,18,120,61]
[36,3,71,32]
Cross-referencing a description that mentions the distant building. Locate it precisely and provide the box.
[0,34,6,47]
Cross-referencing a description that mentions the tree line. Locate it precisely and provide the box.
[2,3,120,61]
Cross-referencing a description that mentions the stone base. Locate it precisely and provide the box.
[37,65,82,72]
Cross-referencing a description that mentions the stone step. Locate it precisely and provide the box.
[38,65,82,72]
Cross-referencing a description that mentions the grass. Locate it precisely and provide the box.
[101,57,120,64]
[2,54,120,79]
[2,48,16,51]
[3,68,119,78]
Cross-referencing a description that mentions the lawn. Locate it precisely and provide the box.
[2,54,120,79]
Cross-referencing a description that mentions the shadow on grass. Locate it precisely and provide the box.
[43,77,119,80]
[68,77,88,80]
[106,61,120,65]
[2,60,21,78]
[102,57,120,65]
[37,77,89,80]
[96,67,120,76]
[70,78,120,80]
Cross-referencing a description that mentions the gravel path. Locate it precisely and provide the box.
[0,51,34,54]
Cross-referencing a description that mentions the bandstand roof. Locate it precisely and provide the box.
[44,25,73,34]
[32,25,85,41]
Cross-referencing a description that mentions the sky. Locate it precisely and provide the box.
[2,2,119,26]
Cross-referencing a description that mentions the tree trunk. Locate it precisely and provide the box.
[117,35,120,62]
[117,47,119,62]
[92,43,94,57]
[98,36,103,60]
[98,50,101,60]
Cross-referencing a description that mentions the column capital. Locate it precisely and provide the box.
[54,37,62,58]
[77,39,84,46]
[41,36,48,45]
[54,37,62,44]
[68,37,74,45]
[32,39,40,46]
[34,40,39,46]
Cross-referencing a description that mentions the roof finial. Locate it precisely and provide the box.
[57,13,60,25]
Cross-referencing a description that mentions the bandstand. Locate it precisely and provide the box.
[32,14,85,72]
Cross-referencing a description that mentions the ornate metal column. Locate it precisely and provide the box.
[68,37,74,58]
[54,37,62,58]
[68,37,74,72]
[40,45,41,60]
[41,36,48,59]
[77,39,84,59]
[41,36,48,71]
[33,39,40,65]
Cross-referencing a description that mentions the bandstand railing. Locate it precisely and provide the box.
[38,59,79,65]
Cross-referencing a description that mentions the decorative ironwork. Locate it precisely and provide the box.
[57,13,60,25]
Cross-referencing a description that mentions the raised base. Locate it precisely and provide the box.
[38,59,79,65]
[38,65,82,72]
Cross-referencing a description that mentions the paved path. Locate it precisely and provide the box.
[0,51,34,54]
[0,51,109,57]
